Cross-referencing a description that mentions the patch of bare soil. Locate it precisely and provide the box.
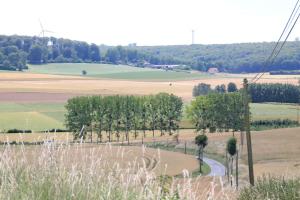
[0,92,81,103]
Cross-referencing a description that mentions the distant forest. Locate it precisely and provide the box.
[1,35,300,73]
[128,42,300,73]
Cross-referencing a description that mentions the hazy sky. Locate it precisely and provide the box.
[1,0,300,46]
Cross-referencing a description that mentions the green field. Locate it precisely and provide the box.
[0,103,65,131]
[250,103,300,121]
[0,102,298,132]
[28,63,215,81]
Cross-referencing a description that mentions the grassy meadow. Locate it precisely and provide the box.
[0,103,65,131]
[28,63,217,81]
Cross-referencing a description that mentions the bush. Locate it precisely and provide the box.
[195,134,208,147]
[251,119,299,130]
[7,129,32,133]
[226,137,237,156]
[48,129,68,133]
[238,176,300,200]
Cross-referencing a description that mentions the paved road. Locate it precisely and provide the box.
[203,157,226,176]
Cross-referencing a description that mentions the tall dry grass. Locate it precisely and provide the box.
[0,141,234,200]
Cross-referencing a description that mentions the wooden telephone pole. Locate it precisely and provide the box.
[243,79,255,186]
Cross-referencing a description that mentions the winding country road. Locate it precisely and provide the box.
[204,157,226,176]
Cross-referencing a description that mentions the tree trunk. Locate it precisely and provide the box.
[226,152,229,183]
[127,131,130,145]
[231,156,234,186]
[199,146,202,173]
[152,126,155,138]
[236,151,239,189]
[90,131,92,143]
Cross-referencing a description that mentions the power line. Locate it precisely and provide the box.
[251,0,300,83]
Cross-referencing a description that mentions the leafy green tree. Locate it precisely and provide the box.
[195,134,208,173]
[140,96,149,138]
[226,137,237,185]
[227,137,237,156]
[113,95,123,141]
[192,83,212,97]
[157,93,168,136]
[187,96,210,133]
[28,45,43,64]
[105,48,119,64]
[123,96,134,142]
[132,97,141,139]
[103,96,114,142]
[3,46,18,55]
[166,94,183,135]
[215,84,226,93]
[249,83,300,103]
[92,96,106,143]
[65,96,93,140]
[187,92,245,134]
[89,44,101,62]
[147,95,159,138]
[227,82,238,92]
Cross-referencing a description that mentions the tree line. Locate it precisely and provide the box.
[0,35,169,71]
[187,92,245,134]
[249,83,300,103]
[193,82,300,104]
[193,82,238,97]
[3,35,300,73]
[128,42,300,73]
[65,93,183,142]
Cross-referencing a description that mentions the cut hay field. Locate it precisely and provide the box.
[0,63,299,103]
[203,127,300,178]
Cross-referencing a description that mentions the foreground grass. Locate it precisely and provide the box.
[238,176,300,200]
[0,143,233,200]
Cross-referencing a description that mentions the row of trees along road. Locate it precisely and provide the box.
[65,93,183,142]
[190,92,244,187]
[187,92,245,135]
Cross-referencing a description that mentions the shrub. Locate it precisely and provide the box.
[48,129,68,133]
[251,119,299,130]
[195,134,208,147]
[7,129,32,133]
[226,137,237,156]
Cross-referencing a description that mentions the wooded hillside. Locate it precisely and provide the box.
[1,35,300,73]
[127,42,300,73]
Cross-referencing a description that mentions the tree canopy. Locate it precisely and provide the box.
[187,92,245,133]
[249,83,300,103]
[65,93,183,141]
[2,35,300,73]
[127,42,300,73]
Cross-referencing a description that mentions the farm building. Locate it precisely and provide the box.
[207,67,219,74]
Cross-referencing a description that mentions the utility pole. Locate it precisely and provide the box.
[243,78,255,186]
[297,97,299,124]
